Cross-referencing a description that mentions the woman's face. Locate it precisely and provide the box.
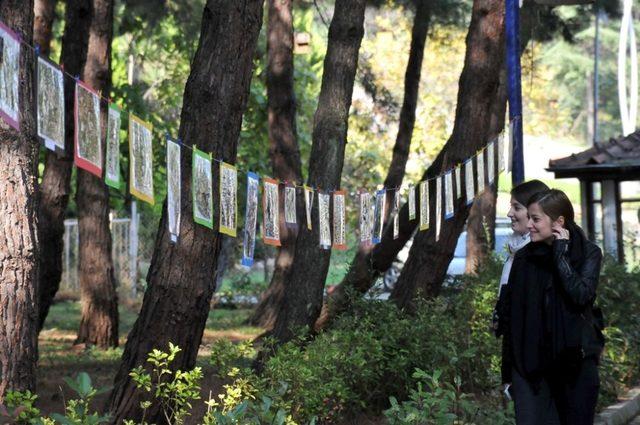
[507,196,529,235]
[527,202,557,244]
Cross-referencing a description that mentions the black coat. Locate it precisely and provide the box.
[498,223,605,386]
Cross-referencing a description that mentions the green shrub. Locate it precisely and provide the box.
[205,256,510,423]
[1,390,42,424]
[596,260,640,407]
[129,342,203,425]
[206,254,639,423]
[51,372,110,425]
[383,367,514,425]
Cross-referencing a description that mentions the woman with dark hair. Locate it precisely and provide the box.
[494,180,559,424]
[501,189,605,425]
[498,180,549,296]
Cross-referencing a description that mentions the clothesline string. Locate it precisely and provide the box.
[12,21,501,197]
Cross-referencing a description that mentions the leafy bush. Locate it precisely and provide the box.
[1,390,42,424]
[0,373,108,425]
[208,254,639,423]
[206,256,509,423]
[50,372,111,425]
[7,256,633,424]
[596,260,640,407]
[384,368,513,425]
[129,342,203,425]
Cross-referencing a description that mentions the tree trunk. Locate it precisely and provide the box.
[390,0,544,308]
[249,0,302,329]
[34,0,57,57]
[265,0,366,346]
[464,7,540,274]
[321,1,543,316]
[464,175,498,274]
[0,0,39,399]
[389,0,506,306]
[106,1,264,422]
[37,0,92,331]
[75,0,118,348]
[382,0,431,197]
[464,68,506,274]
[318,0,432,327]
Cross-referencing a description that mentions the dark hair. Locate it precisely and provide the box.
[510,180,549,206]
[527,189,575,224]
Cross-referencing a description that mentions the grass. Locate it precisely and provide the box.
[36,300,263,420]
[40,301,261,358]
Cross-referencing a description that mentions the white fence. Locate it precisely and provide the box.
[61,205,146,300]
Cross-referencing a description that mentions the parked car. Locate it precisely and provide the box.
[381,219,513,291]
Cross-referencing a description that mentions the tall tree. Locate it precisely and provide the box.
[33,0,57,56]
[265,0,366,346]
[37,0,92,330]
[318,0,432,326]
[389,0,546,307]
[464,69,506,276]
[74,0,118,348]
[322,1,548,315]
[0,0,39,399]
[463,5,558,274]
[106,1,264,421]
[249,0,303,329]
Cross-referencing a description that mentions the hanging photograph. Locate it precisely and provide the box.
[37,57,65,151]
[373,189,386,244]
[497,133,505,172]
[104,104,122,189]
[242,172,260,267]
[192,148,213,228]
[74,81,102,177]
[263,177,281,246]
[359,191,373,244]
[408,185,416,221]
[304,185,314,230]
[392,189,400,240]
[419,180,429,231]
[476,150,485,194]
[435,177,442,242]
[219,162,238,237]
[129,114,154,204]
[318,192,331,249]
[0,22,20,130]
[464,159,474,205]
[333,190,347,250]
[166,136,181,242]
[487,139,495,185]
[284,184,297,226]
[444,171,454,220]
[455,165,462,200]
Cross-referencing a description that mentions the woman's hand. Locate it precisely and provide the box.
[552,223,570,240]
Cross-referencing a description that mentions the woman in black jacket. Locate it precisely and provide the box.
[500,189,605,425]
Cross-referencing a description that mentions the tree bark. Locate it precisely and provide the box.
[265,0,366,346]
[33,0,57,57]
[464,173,498,274]
[382,0,431,198]
[106,1,264,422]
[464,6,539,275]
[318,0,432,327]
[320,0,543,316]
[389,0,506,306]
[0,0,39,399]
[37,0,92,331]
[74,0,118,348]
[249,0,302,329]
[464,67,506,274]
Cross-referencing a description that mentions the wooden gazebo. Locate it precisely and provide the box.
[547,132,640,262]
